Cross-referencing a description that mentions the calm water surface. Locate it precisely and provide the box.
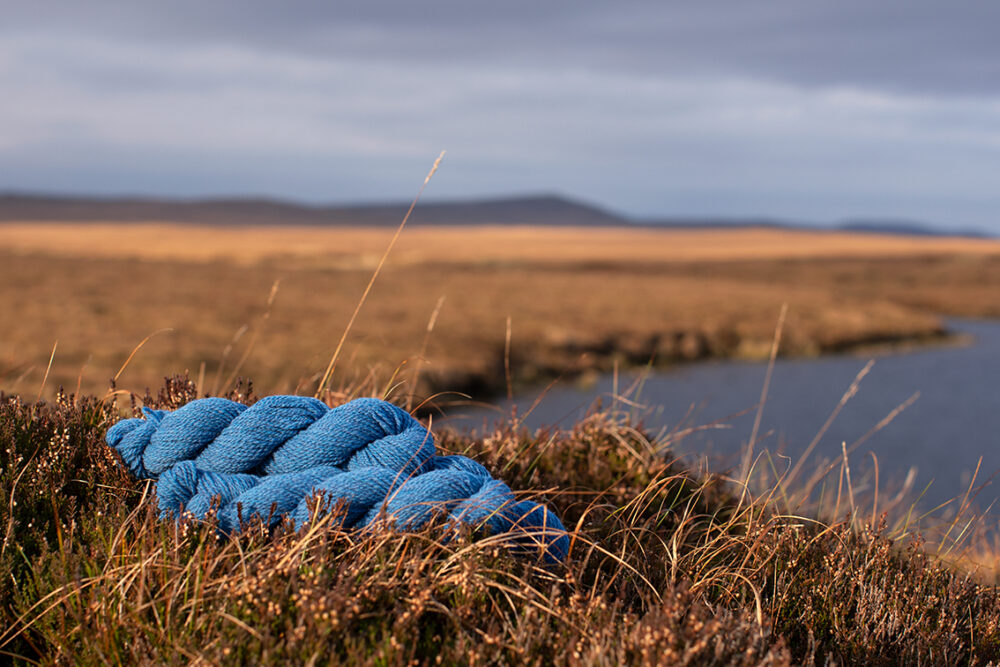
[447,319,1000,512]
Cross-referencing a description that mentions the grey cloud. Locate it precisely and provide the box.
[5,1,1000,95]
[2,1,1000,231]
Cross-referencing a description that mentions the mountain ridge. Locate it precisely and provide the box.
[0,192,625,228]
[0,191,991,238]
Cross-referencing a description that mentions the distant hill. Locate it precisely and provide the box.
[642,216,994,239]
[0,191,991,237]
[0,193,627,227]
[836,219,993,239]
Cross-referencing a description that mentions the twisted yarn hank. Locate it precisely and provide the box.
[107,395,568,562]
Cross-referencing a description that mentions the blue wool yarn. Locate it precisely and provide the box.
[107,396,569,562]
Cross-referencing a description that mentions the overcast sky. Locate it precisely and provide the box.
[2,1,999,230]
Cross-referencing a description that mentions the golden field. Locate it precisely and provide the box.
[1,222,998,404]
[1,222,998,266]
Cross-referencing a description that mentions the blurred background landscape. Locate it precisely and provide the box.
[2,1,999,510]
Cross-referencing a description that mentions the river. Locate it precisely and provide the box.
[446,319,1000,514]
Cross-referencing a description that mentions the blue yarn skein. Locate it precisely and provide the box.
[107,396,570,562]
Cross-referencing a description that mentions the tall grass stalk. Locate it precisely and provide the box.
[315,151,445,399]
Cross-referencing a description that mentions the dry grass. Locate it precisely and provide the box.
[2,379,1000,664]
[3,218,1000,663]
[1,222,997,267]
[2,223,999,404]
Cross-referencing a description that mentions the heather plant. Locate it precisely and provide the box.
[2,379,999,664]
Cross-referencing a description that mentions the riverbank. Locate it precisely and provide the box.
[428,305,956,402]
[3,383,999,663]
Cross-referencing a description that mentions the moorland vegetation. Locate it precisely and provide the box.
[2,222,999,663]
